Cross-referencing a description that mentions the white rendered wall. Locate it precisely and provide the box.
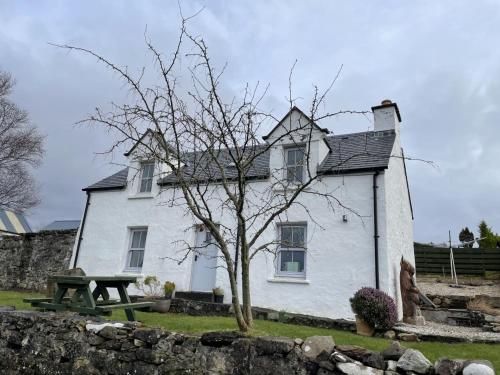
[379,136,414,319]
[71,171,386,320]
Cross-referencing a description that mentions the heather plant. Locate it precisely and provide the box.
[350,287,397,329]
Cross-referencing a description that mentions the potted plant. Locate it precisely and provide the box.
[134,275,171,313]
[212,286,224,303]
[164,281,175,299]
[350,287,397,337]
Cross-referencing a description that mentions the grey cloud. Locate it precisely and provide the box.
[1,1,499,243]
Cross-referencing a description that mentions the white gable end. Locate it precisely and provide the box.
[264,107,330,183]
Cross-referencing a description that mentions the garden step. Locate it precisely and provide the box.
[175,291,213,303]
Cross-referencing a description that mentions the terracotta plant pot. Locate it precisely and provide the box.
[355,314,375,337]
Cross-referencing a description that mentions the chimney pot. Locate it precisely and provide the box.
[381,99,392,105]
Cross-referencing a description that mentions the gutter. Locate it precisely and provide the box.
[373,171,380,289]
[73,191,91,268]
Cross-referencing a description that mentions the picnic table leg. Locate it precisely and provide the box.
[80,285,96,310]
[52,285,68,304]
[92,285,110,302]
[116,284,135,321]
[71,288,84,303]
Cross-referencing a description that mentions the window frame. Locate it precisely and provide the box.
[276,223,307,278]
[138,162,155,193]
[125,227,148,272]
[284,146,306,184]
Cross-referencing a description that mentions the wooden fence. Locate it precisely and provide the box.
[414,246,500,275]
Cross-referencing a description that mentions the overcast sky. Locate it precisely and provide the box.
[1,1,499,243]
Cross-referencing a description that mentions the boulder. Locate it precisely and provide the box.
[200,331,244,347]
[302,336,335,362]
[294,338,304,346]
[434,358,465,375]
[99,326,118,340]
[336,362,384,375]
[484,315,500,323]
[383,330,396,340]
[336,345,373,362]
[331,351,350,363]
[381,341,407,360]
[462,360,495,375]
[398,333,418,342]
[319,360,335,371]
[364,353,385,370]
[385,360,397,371]
[254,336,295,355]
[397,349,432,374]
[336,346,385,370]
[133,328,164,345]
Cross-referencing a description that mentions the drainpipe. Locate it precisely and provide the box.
[73,191,91,268]
[373,171,380,289]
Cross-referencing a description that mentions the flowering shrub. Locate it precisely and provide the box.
[350,287,397,329]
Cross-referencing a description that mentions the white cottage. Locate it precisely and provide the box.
[70,100,414,320]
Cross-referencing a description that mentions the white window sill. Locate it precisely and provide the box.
[272,186,311,194]
[128,194,154,200]
[267,277,310,284]
[118,271,144,277]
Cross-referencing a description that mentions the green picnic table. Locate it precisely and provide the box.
[24,275,153,321]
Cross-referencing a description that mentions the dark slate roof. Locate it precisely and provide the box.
[83,130,396,191]
[159,146,270,185]
[83,168,129,191]
[42,220,81,231]
[318,129,396,174]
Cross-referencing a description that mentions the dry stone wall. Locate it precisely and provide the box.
[0,309,495,375]
[0,229,76,291]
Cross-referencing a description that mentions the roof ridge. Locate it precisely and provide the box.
[326,129,395,139]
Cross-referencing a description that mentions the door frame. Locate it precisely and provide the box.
[189,224,218,291]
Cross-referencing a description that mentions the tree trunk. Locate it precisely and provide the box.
[241,251,253,328]
[221,243,248,332]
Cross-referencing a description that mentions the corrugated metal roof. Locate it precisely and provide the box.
[42,220,81,231]
[0,209,32,235]
[82,130,396,191]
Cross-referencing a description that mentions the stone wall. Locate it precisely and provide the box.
[0,229,76,291]
[169,298,356,332]
[0,309,494,375]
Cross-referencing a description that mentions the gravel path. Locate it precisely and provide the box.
[395,321,500,344]
[418,281,500,297]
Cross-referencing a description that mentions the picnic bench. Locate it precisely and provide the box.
[24,275,153,321]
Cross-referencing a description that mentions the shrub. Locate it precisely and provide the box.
[164,281,175,296]
[134,275,163,298]
[212,286,224,296]
[350,287,397,330]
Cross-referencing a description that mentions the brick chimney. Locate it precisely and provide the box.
[371,99,401,132]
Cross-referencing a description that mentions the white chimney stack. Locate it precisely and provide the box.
[371,99,401,133]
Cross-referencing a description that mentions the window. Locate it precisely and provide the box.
[277,224,306,277]
[139,162,154,193]
[126,228,147,270]
[286,147,305,183]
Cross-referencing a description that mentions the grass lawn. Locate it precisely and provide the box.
[1,290,498,369]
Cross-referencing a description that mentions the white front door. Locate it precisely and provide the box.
[190,226,218,291]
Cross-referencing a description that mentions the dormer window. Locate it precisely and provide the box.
[286,147,305,183]
[139,162,154,193]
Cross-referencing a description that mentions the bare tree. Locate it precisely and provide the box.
[55,17,376,331]
[0,71,44,212]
